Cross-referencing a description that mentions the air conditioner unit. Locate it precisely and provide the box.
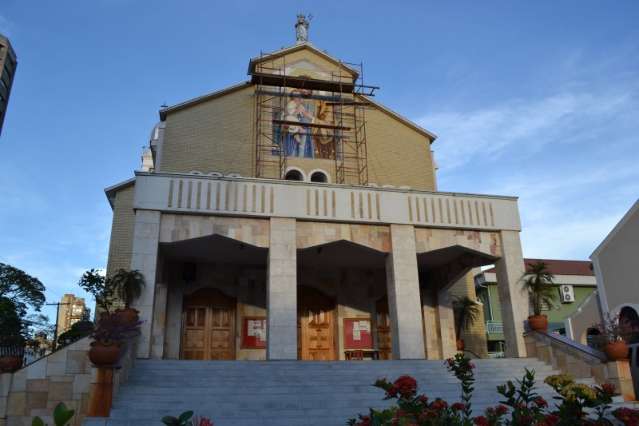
[560,285,575,303]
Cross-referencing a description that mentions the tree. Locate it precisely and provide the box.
[109,269,145,308]
[522,261,557,316]
[0,297,25,346]
[77,269,115,313]
[0,263,46,315]
[452,296,481,340]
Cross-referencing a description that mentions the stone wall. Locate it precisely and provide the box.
[525,332,636,401]
[0,338,92,426]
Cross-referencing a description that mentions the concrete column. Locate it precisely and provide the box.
[130,210,161,358]
[164,285,184,359]
[437,289,457,359]
[385,224,426,359]
[421,287,441,360]
[495,230,528,357]
[266,218,297,360]
[150,281,168,359]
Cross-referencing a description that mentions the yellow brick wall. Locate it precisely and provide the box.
[365,106,435,190]
[158,47,436,189]
[106,185,135,275]
[159,85,255,175]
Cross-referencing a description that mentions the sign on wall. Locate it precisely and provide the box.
[242,317,267,349]
[343,318,373,349]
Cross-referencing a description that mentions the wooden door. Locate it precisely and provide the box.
[376,296,393,360]
[181,288,236,360]
[298,286,336,360]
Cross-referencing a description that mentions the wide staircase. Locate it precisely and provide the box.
[93,358,581,426]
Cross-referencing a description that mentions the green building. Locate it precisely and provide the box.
[475,259,597,356]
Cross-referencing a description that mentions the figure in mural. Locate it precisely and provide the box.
[313,101,336,159]
[280,89,315,158]
[272,89,338,159]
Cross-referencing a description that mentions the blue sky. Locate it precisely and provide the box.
[1,1,638,320]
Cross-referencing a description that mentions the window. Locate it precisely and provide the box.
[310,171,328,183]
[284,169,303,181]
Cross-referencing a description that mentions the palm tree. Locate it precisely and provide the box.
[452,296,481,348]
[109,269,146,309]
[522,261,557,317]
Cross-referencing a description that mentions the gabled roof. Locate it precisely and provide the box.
[247,42,359,79]
[359,94,437,142]
[591,199,639,259]
[104,178,135,209]
[159,82,252,120]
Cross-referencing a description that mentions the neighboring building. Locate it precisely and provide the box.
[56,294,89,337]
[104,17,530,362]
[591,199,639,339]
[0,34,17,136]
[475,258,598,356]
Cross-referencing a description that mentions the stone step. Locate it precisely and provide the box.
[85,358,575,426]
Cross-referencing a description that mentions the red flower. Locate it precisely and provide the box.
[355,416,371,426]
[392,375,418,398]
[418,395,429,404]
[534,396,548,408]
[474,416,489,426]
[496,404,508,415]
[430,399,448,411]
[601,383,616,396]
[537,414,560,426]
[451,402,466,411]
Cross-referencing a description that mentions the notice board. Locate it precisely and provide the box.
[343,318,373,349]
[242,317,267,349]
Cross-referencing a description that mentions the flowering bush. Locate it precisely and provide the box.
[613,407,639,426]
[348,354,635,426]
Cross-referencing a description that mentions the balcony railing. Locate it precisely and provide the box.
[486,321,504,334]
[133,172,521,231]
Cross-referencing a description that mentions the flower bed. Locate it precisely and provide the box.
[348,353,639,426]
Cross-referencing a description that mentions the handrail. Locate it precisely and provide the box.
[526,330,608,362]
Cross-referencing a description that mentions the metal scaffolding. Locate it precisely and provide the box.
[252,51,378,185]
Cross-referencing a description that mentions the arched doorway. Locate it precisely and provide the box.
[375,296,393,360]
[181,288,236,360]
[298,286,336,360]
[620,306,639,344]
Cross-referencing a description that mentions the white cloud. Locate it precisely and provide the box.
[418,90,635,172]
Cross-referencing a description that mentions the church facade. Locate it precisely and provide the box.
[104,19,529,362]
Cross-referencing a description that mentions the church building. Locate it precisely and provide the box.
[104,16,529,362]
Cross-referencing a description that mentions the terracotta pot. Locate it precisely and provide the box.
[115,308,139,325]
[88,341,121,367]
[0,356,23,373]
[456,339,465,351]
[528,315,549,332]
[605,340,629,361]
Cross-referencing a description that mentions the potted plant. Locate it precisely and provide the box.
[452,296,481,351]
[522,261,557,332]
[597,313,630,361]
[110,269,146,325]
[88,312,140,367]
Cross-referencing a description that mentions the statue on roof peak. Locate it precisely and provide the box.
[295,14,311,44]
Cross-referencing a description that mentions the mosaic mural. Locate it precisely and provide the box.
[273,89,340,159]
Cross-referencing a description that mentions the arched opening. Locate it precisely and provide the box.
[310,171,328,183]
[620,306,639,344]
[284,169,303,181]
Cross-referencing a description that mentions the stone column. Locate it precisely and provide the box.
[385,224,426,359]
[495,230,528,357]
[266,218,297,360]
[150,281,168,359]
[130,210,161,359]
[437,288,457,359]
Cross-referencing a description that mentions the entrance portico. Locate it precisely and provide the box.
[127,171,528,361]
